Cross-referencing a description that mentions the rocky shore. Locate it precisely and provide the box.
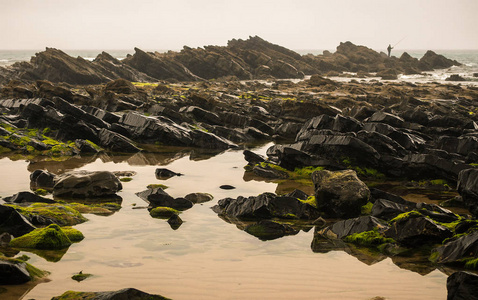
[0,37,477,299]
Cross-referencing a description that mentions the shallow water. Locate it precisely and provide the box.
[0,144,457,299]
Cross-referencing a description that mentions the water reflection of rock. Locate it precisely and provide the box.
[242,171,315,195]
[217,215,312,241]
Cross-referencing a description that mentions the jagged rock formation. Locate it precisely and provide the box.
[0,36,461,85]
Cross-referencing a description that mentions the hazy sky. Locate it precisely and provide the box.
[2,0,477,52]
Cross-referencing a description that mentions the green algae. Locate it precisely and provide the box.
[119,177,133,182]
[361,202,374,215]
[61,227,85,242]
[10,224,72,250]
[299,195,318,209]
[34,188,49,196]
[343,230,395,247]
[147,184,169,190]
[150,207,180,219]
[7,203,87,226]
[389,211,422,223]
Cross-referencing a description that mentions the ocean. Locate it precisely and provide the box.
[0,48,477,84]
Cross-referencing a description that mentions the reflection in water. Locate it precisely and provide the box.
[0,143,461,299]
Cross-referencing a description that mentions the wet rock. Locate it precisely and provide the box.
[184,193,213,204]
[0,260,31,285]
[243,150,266,166]
[180,106,222,125]
[367,111,405,128]
[447,271,478,300]
[312,169,370,218]
[446,74,466,82]
[252,163,289,179]
[10,223,72,250]
[457,168,478,217]
[0,204,36,237]
[155,168,182,179]
[432,231,478,265]
[212,192,320,220]
[51,288,170,300]
[149,207,180,219]
[419,50,461,70]
[30,169,56,191]
[245,220,299,241]
[384,214,452,246]
[136,188,193,210]
[308,74,336,86]
[3,191,55,204]
[317,216,389,239]
[52,170,123,198]
[371,198,415,220]
[97,128,141,153]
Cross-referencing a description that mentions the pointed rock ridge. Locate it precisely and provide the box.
[420,50,461,70]
[122,47,202,81]
[22,47,111,84]
[93,50,156,82]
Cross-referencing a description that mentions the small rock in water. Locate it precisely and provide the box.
[155,168,182,179]
[219,185,236,190]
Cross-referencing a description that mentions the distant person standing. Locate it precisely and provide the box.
[387,44,393,57]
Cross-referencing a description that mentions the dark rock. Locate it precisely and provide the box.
[446,74,466,82]
[285,189,309,201]
[0,204,36,237]
[212,192,320,220]
[97,128,141,153]
[433,231,478,265]
[190,129,237,150]
[245,220,298,240]
[184,193,213,204]
[3,191,55,204]
[447,271,478,300]
[51,288,170,300]
[155,168,182,179]
[30,169,56,191]
[180,106,222,125]
[220,185,235,190]
[0,260,31,285]
[371,198,415,220]
[52,170,123,198]
[243,150,266,165]
[135,188,193,210]
[384,215,452,246]
[317,216,389,239]
[74,139,101,153]
[252,164,289,179]
[332,115,363,133]
[419,50,461,70]
[367,111,405,128]
[312,169,370,218]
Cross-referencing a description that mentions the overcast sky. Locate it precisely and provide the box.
[2,0,477,52]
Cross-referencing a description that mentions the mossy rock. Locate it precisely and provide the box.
[10,224,72,250]
[61,227,85,242]
[119,177,133,182]
[0,255,49,282]
[150,207,180,219]
[343,230,396,247]
[299,196,318,209]
[51,288,171,300]
[67,203,120,215]
[8,203,87,226]
[71,272,93,282]
[147,184,169,190]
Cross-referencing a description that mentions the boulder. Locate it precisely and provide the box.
[419,50,461,70]
[447,271,478,300]
[446,74,466,82]
[243,150,266,166]
[0,205,36,237]
[384,214,452,246]
[371,198,415,220]
[0,260,31,285]
[104,78,137,94]
[135,188,193,210]
[432,231,478,265]
[312,169,370,218]
[52,170,123,198]
[212,192,320,220]
[10,224,72,250]
[184,193,213,204]
[252,164,289,179]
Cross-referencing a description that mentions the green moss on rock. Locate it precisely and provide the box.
[343,230,395,247]
[361,202,374,215]
[8,203,87,226]
[299,196,318,209]
[150,207,180,219]
[147,184,169,190]
[389,211,422,223]
[10,224,72,250]
[71,272,93,282]
[61,227,85,242]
